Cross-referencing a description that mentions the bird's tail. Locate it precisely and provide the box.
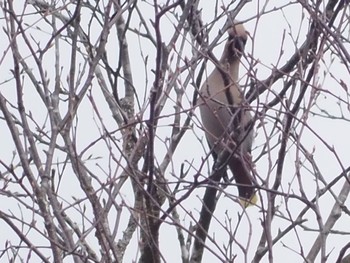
[228,156,258,207]
[239,193,258,208]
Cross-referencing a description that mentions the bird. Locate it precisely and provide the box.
[342,254,350,263]
[198,21,257,207]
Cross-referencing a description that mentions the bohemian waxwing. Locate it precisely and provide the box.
[198,22,257,206]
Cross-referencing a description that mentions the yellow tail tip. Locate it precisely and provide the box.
[239,193,258,208]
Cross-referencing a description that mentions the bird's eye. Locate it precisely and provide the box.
[228,34,234,41]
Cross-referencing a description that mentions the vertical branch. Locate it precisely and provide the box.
[139,1,165,260]
[4,1,64,262]
[306,172,350,262]
[190,167,225,263]
[139,1,183,262]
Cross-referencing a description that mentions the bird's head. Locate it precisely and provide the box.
[224,22,248,61]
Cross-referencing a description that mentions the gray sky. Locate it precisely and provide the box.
[0,0,350,262]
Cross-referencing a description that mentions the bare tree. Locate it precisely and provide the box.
[0,0,349,262]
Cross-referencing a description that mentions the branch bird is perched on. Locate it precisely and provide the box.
[198,22,257,207]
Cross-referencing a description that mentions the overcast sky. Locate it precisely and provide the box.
[1,1,350,262]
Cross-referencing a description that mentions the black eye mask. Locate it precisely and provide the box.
[233,37,247,54]
[227,35,247,59]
